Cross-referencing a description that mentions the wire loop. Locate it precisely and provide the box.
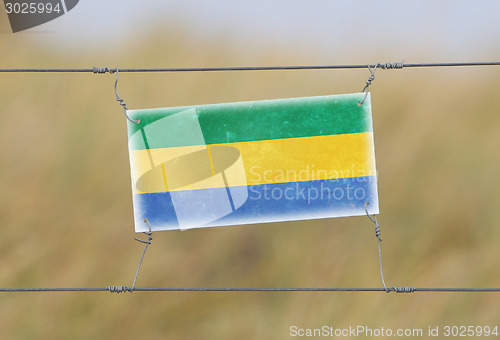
[130,219,154,292]
[364,201,389,292]
[113,68,140,124]
[358,64,378,106]
[365,202,416,294]
[358,61,404,106]
[93,66,139,123]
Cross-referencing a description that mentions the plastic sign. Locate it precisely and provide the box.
[127,93,379,232]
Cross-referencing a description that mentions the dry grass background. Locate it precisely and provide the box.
[1,15,500,340]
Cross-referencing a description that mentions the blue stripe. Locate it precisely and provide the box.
[132,176,379,232]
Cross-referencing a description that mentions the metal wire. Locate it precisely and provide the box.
[112,68,140,123]
[363,202,418,294]
[1,287,499,293]
[364,202,390,292]
[0,62,500,73]
[358,64,379,106]
[130,219,154,292]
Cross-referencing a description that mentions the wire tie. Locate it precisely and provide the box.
[107,220,153,294]
[358,64,378,106]
[93,66,139,123]
[113,68,140,124]
[391,286,416,293]
[364,202,389,292]
[108,286,129,293]
[92,66,115,74]
[129,219,154,293]
[365,202,388,293]
[380,61,405,70]
[358,61,404,106]
[365,202,415,294]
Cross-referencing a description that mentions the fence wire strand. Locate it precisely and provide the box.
[1,287,500,293]
[0,62,499,73]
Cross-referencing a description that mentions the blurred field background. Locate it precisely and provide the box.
[1,1,500,339]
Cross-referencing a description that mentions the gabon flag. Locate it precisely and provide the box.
[126,93,378,232]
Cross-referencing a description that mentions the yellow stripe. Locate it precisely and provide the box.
[206,145,216,176]
[160,164,169,192]
[231,132,375,185]
[129,133,375,194]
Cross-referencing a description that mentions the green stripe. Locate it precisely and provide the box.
[128,93,372,150]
